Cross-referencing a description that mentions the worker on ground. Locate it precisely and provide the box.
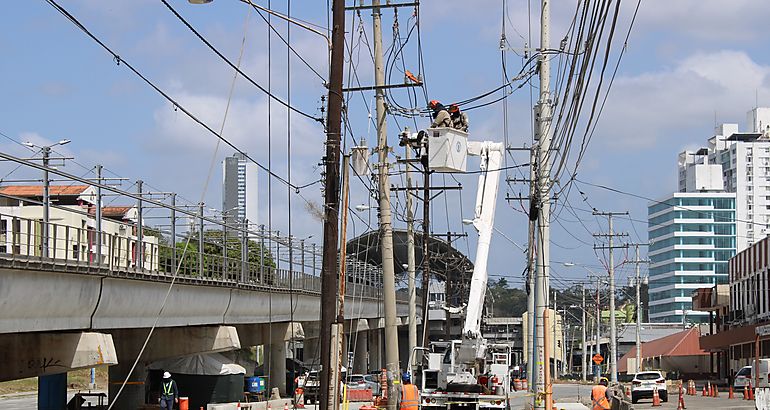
[448,104,469,132]
[591,377,611,410]
[159,371,179,410]
[428,100,452,128]
[399,372,420,410]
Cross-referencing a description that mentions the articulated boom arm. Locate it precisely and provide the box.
[462,141,504,339]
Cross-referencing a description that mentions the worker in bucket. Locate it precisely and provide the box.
[159,371,179,410]
[591,377,611,410]
[448,104,469,132]
[399,372,420,410]
[428,100,452,128]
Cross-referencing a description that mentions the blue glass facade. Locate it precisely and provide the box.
[647,194,736,323]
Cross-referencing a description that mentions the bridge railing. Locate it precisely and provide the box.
[0,210,394,299]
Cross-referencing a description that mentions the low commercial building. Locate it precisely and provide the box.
[618,327,709,378]
[698,237,770,381]
[481,316,523,365]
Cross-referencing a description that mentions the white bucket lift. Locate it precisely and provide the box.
[426,127,467,172]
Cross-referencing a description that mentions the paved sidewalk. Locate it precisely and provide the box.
[631,391,756,409]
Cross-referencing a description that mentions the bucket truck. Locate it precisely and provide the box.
[408,129,510,410]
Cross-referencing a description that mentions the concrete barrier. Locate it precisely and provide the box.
[347,389,373,402]
[207,398,292,410]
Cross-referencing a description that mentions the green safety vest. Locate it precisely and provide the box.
[163,381,174,396]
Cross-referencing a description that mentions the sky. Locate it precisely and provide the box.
[3,0,770,290]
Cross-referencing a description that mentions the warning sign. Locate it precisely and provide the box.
[592,354,604,365]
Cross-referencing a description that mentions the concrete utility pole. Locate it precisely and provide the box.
[526,143,537,391]
[581,284,587,382]
[136,180,144,270]
[319,1,345,410]
[629,243,648,373]
[405,134,418,362]
[534,0,553,407]
[595,277,601,381]
[371,1,400,405]
[553,291,558,380]
[593,211,629,383]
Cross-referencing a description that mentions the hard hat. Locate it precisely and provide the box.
[163,371,171,379]
[428,100,440,109]
[448,104,459,113]
[599,377,608,385]
[402,372,411,382]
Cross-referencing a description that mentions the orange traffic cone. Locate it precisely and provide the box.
[729,385,734,399]
[749,381,755,400]
[678,386,686,410]
[714,385,719,397]
[703,385,708,396]
[652,387,662,407]
[744,384,749,400]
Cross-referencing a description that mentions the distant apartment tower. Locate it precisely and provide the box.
[679,108,770,251]
[222,153,258,229]
[648,192,736,323]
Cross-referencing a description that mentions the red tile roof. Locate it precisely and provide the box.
[87,206,133,218]
[0,185,89,197]
[618,327,707,372]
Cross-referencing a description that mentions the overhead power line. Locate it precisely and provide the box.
[42,0,317,193]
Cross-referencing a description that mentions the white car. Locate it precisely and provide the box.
[631,371,668,404]
[734,366,752,389]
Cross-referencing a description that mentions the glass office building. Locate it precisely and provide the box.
[648,193,736,323]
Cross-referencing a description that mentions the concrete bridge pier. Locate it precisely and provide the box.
[368,318,384,371]
[107,325,240,410]
[348,319,369,374]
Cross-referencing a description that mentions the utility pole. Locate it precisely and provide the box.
[372,1,400,405]
[553,290,558,380]
[420,141,431,349]
[136,180,144,270]
[534,0,553,406]
[526,143,537,392]
[629,243,649,373]
[593,211,629,383]
[581,284,587,382]
[595,276,601,381]
[319,1,345,410]
[404,132,417,361]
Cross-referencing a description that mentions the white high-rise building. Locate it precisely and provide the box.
[223,153,258,229]
[679,108,770,251]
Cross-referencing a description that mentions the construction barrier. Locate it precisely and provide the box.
[346,389,374,402]
[513,379,522,391]
[294,388,305,408]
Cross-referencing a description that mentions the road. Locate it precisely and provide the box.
[0,390,107,410]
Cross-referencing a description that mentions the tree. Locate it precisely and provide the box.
[158,229,276,282]
[486,278,529,317]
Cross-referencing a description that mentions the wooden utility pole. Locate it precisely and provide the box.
[319,1,345,410]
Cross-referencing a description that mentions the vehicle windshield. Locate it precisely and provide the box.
[364,375,377,383]
[348,376,364,383]
[636,373,662,380]
[737,367,752,376]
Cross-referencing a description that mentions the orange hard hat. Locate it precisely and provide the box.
[448,104,459,113]
[428,100,440,109]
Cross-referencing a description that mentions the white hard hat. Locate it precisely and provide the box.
[163,371,171,379]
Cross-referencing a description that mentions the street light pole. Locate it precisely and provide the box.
[42,146,51,258]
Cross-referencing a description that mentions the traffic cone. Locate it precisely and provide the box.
[729,385,734,399]
[744,384,749,400]
[652,387,662,407]
[703,384,708,396]
[714,385,719,397]
[678,386,686,410]
[749,381,755,400]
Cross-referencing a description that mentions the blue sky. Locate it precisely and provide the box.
[3,1,770,289]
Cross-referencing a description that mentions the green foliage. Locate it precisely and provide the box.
[158,229,276,280]
[487,278,529,317]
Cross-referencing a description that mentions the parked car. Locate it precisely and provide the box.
[363,374,382,395]
[734,366,752,389]
[630,371,667,404]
